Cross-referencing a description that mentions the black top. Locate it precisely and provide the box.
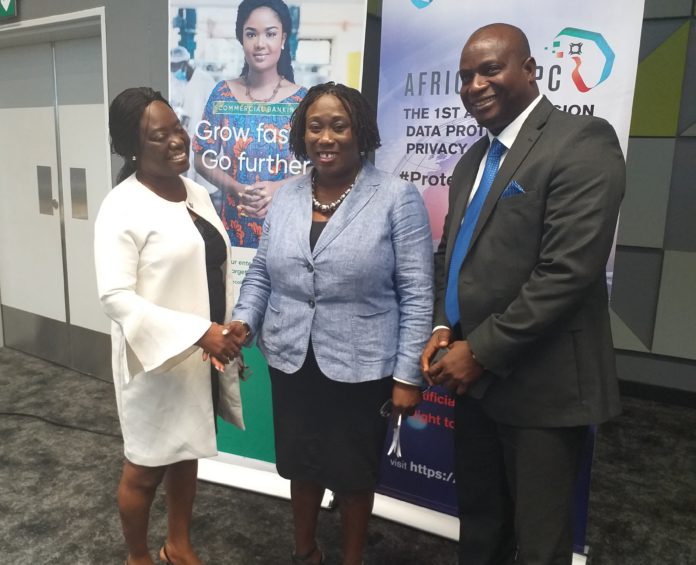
[310,220,328,252]
[193,215,227,324]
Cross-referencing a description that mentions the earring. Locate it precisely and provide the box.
[131,155,137,162]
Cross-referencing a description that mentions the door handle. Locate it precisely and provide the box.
[69,167,88,220]
[37,165,54,215]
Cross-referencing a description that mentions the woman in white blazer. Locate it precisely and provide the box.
[94,87,244,565]
[228,83,434,565]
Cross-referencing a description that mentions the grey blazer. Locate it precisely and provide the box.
[434,97,625,426]
[233,160,433,385]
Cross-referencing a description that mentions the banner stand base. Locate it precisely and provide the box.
[198,453,334,508]
[372,494,459,540]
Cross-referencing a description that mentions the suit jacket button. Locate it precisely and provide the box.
[308,299,315,308]
[307,264,314,273]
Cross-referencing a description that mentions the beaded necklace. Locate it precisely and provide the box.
[310,169,359,213]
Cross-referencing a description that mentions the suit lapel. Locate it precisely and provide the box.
[293,177,314,264]
[311,161,379,258]
[468,98,553,250]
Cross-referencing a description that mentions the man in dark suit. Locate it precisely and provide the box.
[421,23,625,565]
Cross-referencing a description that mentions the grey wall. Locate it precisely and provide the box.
[8,0,169,95]
[610,0,696,393]
[2,0,169,184]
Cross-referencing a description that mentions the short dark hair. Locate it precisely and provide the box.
[289,82,382,161]
[236,0,295,83]
[109,87,169,183]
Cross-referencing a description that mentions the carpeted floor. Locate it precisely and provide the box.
[0,346,694,564]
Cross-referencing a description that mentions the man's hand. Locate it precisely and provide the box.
[420,327,452,385]
[427,340,484,395]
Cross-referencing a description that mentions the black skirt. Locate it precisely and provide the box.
[269,343,393,494]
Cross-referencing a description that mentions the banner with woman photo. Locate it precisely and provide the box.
[374,0,644,551]
[168,0,368,497]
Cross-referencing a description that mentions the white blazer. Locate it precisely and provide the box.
[94,174,243,466]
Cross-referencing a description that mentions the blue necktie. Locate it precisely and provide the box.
[445,138,506,327]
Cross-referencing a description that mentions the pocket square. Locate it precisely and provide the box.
[500,180,525,200]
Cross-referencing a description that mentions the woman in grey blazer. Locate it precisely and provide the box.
[227,83,433,565]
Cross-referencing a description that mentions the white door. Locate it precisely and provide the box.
[54,37,110,333]
[0,43,65,320]
[0,33,111,376]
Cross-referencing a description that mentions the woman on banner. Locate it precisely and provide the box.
[95,87,244,565]
[193,0,308,248]
[225,82,433,565]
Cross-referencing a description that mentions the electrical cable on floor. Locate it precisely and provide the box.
[79,372,112,385]
[0,411,120,438]
[43,367,113,385]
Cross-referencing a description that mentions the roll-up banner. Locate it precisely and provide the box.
[375,0,644,552]
[168,0,368,498]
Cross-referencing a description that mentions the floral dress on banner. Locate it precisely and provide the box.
[193,80,307,248]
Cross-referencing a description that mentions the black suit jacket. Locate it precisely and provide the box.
[434,97,625,427]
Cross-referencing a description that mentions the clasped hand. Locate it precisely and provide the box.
[237,180,282,219]
[420,328,484,395]
[197,321,249,371]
